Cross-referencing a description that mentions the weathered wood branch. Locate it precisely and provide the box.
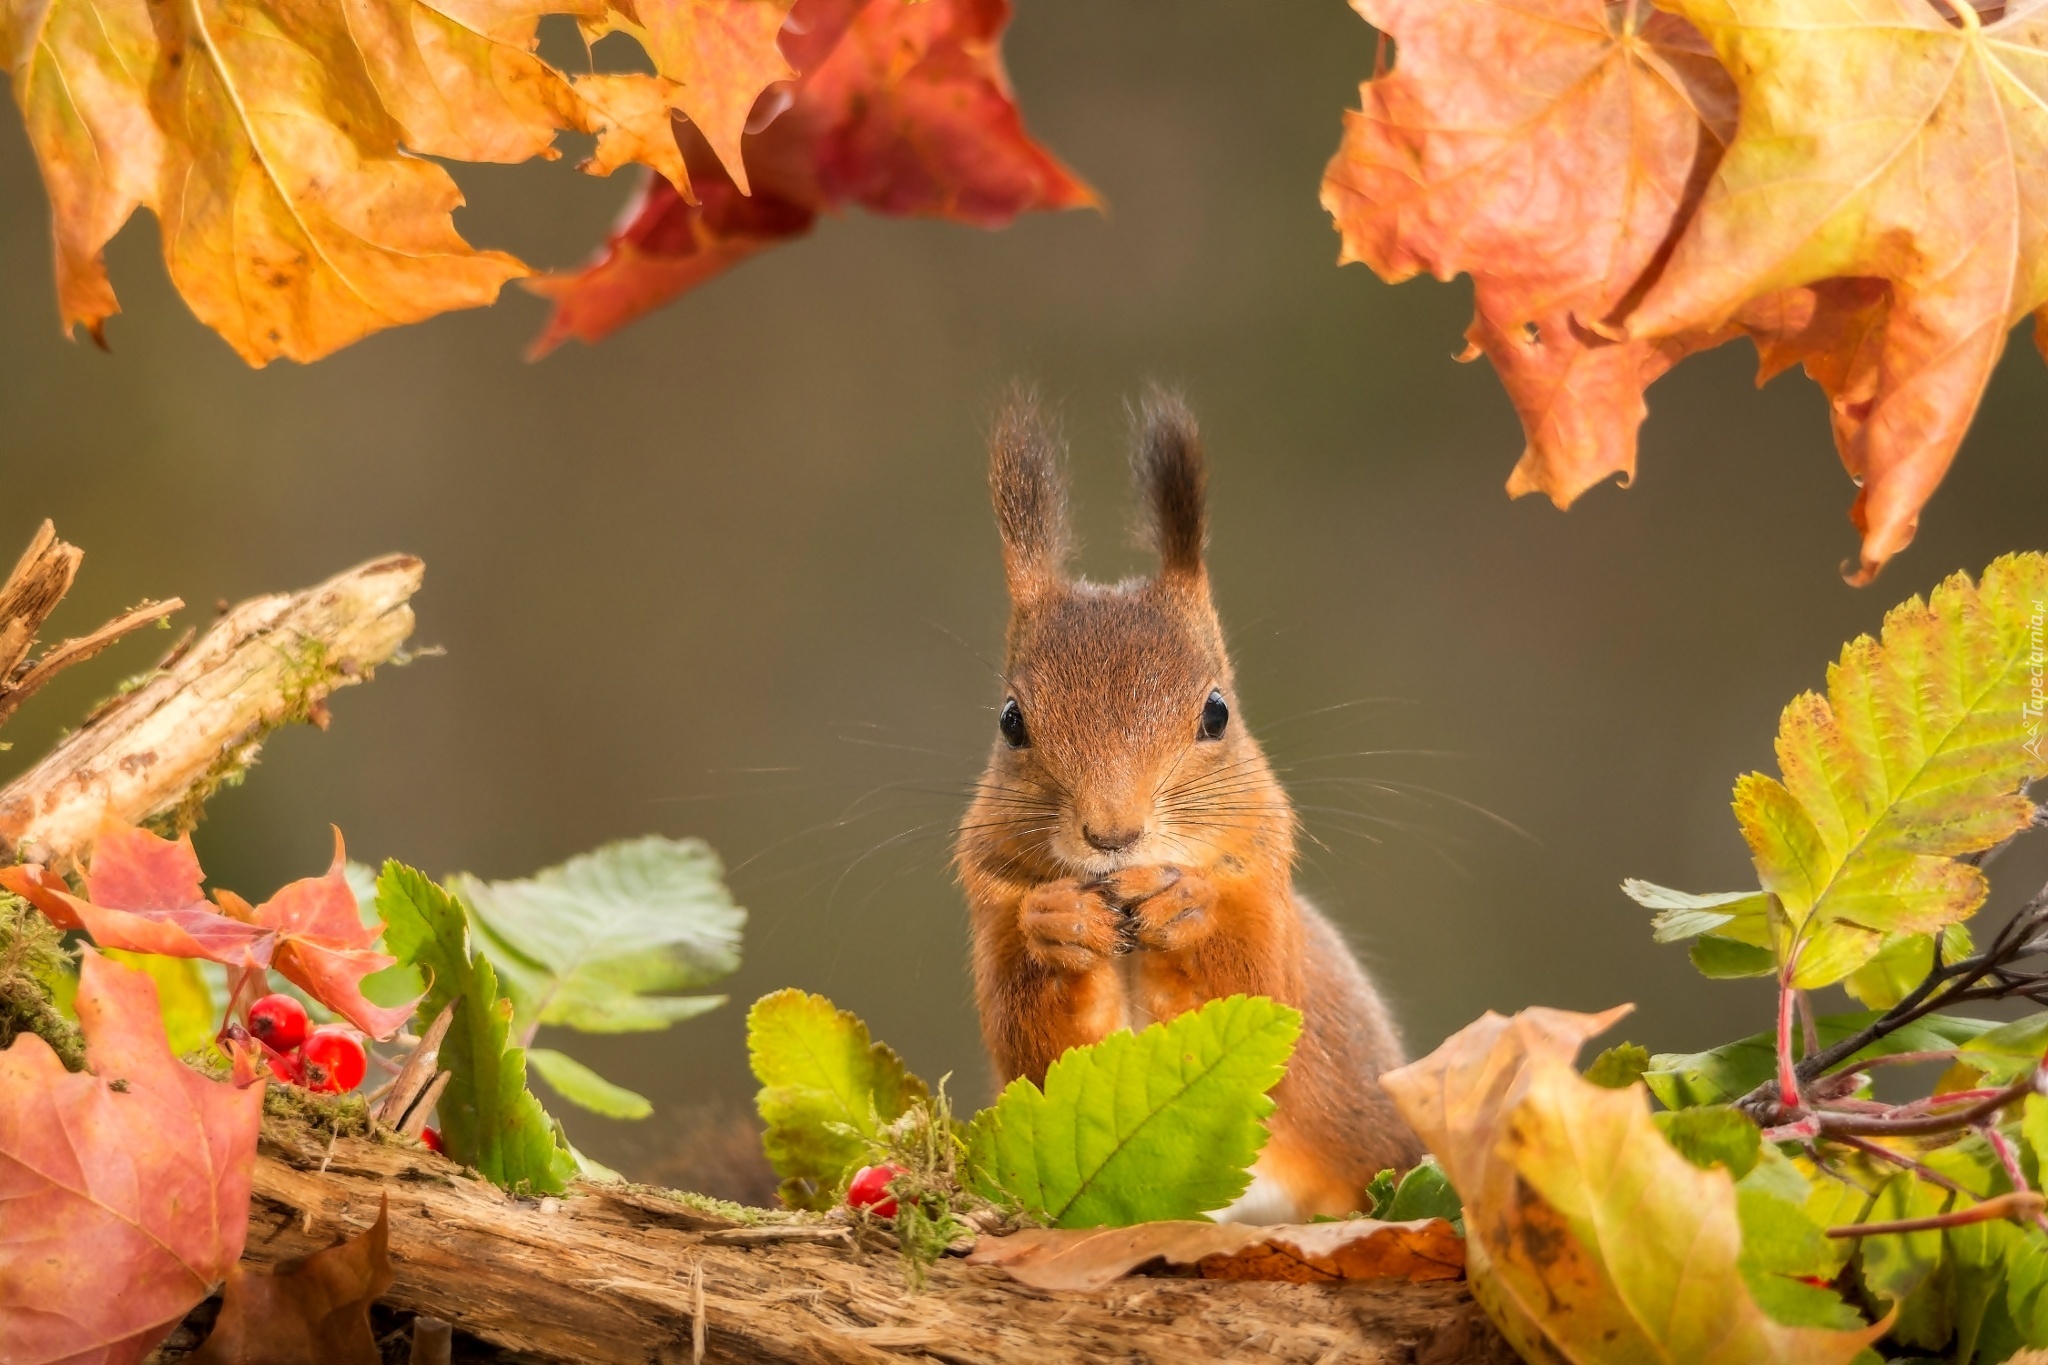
[0,554,423,867]
[0,520,181,728]
[241,1131,1512,1365]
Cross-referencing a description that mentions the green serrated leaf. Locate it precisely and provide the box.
[1382,1155,1461,1229]
[1623,881,1774,943]
[2026,1095,2048,1176]
[1644,1012,1998,1110]
[1945,1206,2024,1365]
[527,1046,654,1120]
[343,858,424,1007]
[747,989,928,1210]
[1690,935,1779,978]
[1858,1173,1949,1344]
[1843,925,1974,1010]
[2005,1210,2048,1348]
[1734,1150,1865,1331]
[1654,1104,1761,1178]
[969,995,1301,1228]
[1954,1015,2048,1086]
[1732,553,2048,988]
[455,836,743,1035]
[378,861,578,1194]
[1583,1042,1651,1089]
[1363,1167,1397,1218]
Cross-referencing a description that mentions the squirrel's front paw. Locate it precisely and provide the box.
[1095,864,1218,952]
[1019,879,1122,974]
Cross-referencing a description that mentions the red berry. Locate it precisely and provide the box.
[301,1026,367,1094]
[419,1127,443,1154]
[265,1046,305,1085]
[247,994,309,1052]
[846,1163,907,1219]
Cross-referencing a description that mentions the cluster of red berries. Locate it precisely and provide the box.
[845,1163,908,1219]
[246,993,367,1094]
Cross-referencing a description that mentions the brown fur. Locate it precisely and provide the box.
[955,389,1422,1221]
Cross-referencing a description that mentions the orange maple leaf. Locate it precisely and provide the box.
[0,949,264,1365]
[0,821,418,1039]
[2,0,800,362]
[1322,0,1741,508]
[1325,0,2044,581]
[529,0,1095,351]
[1628,0,2048,583]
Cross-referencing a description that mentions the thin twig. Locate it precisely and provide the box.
[1832,1135,1972,1196]
[1738,834,2048,1123]
[1828,1191,2045,1238]
[1815,1069,2041,1138]
[0,598,182,727]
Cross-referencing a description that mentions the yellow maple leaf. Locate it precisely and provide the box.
[3,0,795,361]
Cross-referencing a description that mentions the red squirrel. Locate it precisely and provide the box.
[955,389,1422,1222]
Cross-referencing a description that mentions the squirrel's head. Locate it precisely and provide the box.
[964,388,1292,883]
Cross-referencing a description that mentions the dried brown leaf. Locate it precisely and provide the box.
[965,1217,1465,1293]
[190,1197,392,1364]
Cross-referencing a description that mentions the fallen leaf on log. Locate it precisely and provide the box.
[0,948,263,1365]
[1,822,420,1039]
[965,1217,1466,1293]
[190,1197,392,1364]
[1383,1005,1886,1364]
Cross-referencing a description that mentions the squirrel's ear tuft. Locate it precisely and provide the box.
[989,387,1070,602]
[1132,385,1207,582]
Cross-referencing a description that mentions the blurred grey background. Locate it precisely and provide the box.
[2,1,2043,1179]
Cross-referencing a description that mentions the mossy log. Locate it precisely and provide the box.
[243,1125,1513,1365]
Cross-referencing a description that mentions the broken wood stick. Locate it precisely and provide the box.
[0,520,181,729]
[0,554,423,867]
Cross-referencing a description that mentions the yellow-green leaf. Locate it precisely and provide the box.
[746,988,928,1210]
[1384,1004,1884,1363]
[1642,554,2048,990]
[965,995,1301,1228]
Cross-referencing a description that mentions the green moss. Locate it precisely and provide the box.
[866,1081,1002,1288]
[261,1082,373,1143]
[0,895,84,1071]
[620,1185,794,1226]
[148,637,361,836]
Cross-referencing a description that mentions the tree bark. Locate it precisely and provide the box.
[0,554,423,866]
[242,1128,1513,1365]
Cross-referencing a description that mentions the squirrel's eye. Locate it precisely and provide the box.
[1198,689,1229,741]
[999,698,1030,749]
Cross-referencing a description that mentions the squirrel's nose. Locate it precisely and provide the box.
[1082,823,1143,853]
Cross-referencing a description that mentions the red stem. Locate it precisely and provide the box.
[1777,950,1802,1110]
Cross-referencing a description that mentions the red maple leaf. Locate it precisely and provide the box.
[0,949,264,1365]
[0,822,418,1040]
[528,0,1095,352]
